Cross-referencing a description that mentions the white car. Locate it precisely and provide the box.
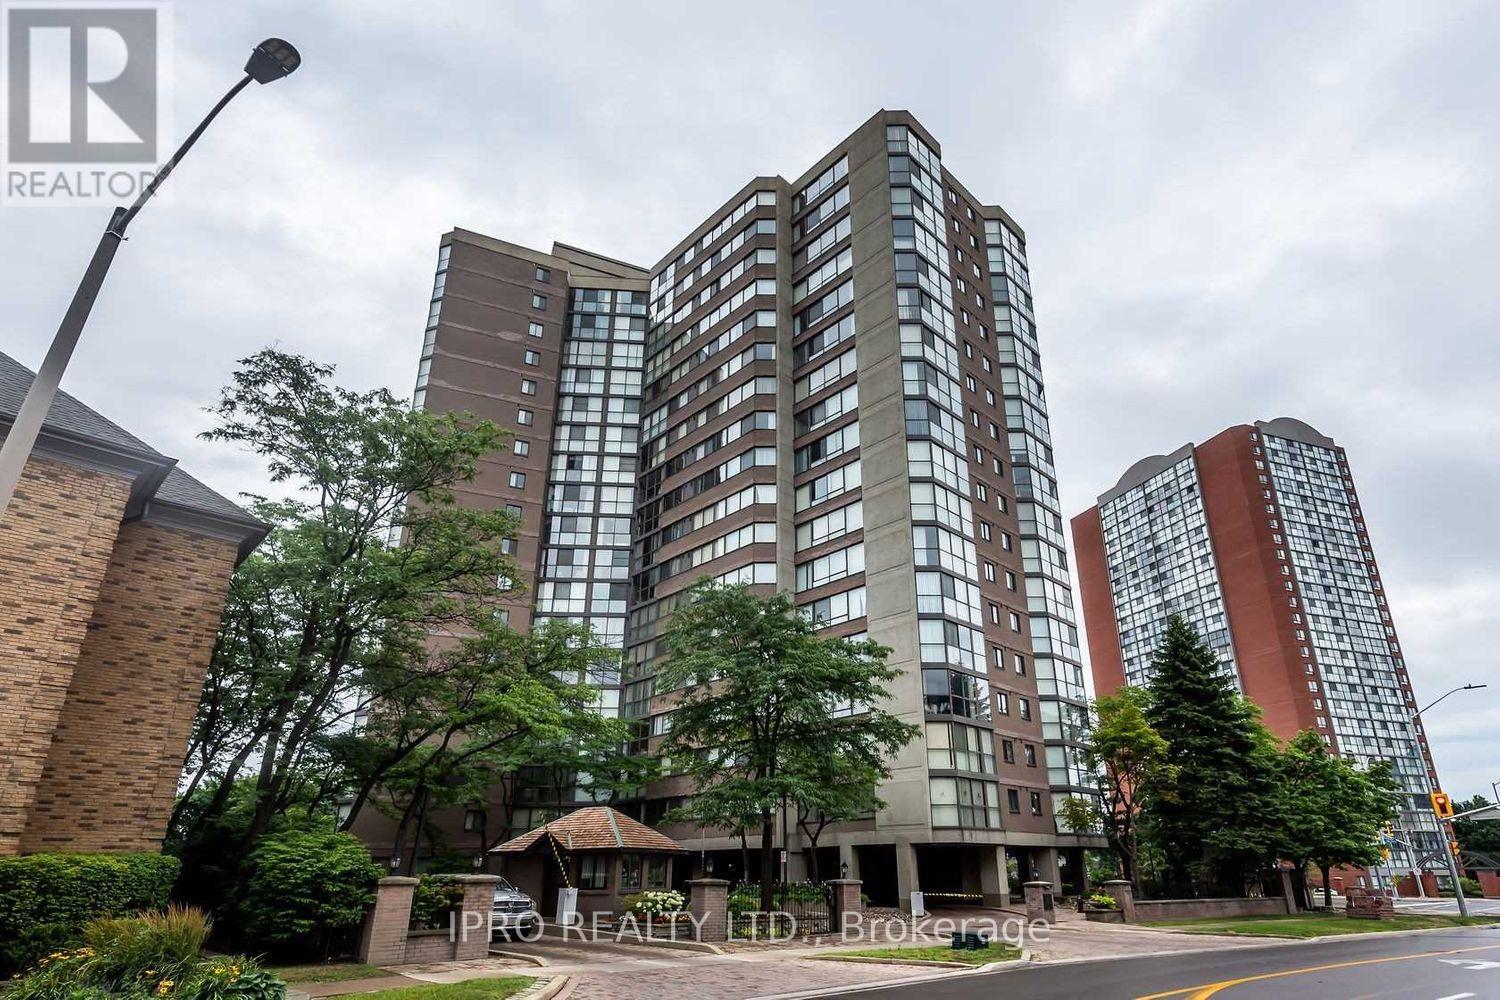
[491,877,539,937]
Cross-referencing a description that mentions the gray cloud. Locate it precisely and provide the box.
[3,0,1496,797]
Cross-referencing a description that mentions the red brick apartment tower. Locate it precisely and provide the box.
[1071,417,1442,870]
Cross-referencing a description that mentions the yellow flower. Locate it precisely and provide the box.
[156,981,175,995]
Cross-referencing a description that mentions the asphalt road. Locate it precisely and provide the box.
[1395,898,1500,918]
[828,926,1500,999]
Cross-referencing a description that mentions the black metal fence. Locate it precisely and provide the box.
[727,881,833,937]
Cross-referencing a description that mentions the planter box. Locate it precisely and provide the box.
[1084,909,1124,923]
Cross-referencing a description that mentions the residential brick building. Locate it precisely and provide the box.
[1071,417,1443,873]
[359,110,1105,905]
[0,352,265,855]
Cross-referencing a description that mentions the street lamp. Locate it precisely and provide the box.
[0,38,301,519]
[1410,683,1487,919]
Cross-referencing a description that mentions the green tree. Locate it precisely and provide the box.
[1144,615,1281,895]
[233,830,381,958]
[1454,796,1500,859]
[360,615,646,874]
[173,349,519,852]
[1082,686,1174,889]
[656,582,919,910]
[793,754,885,882]
[1275,729,1402,907]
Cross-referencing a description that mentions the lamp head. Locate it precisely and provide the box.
[245,38,300,84]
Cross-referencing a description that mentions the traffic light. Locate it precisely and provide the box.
[1431,790,1455,819]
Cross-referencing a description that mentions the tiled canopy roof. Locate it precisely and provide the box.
[491,806,687,854]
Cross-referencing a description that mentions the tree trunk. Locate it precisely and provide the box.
[738,827,750,885]
[759,811,776,912]
[1321,865,1333,909]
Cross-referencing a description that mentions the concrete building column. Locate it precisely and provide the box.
[895,840,920,912]
[688,878,730,942]
[1033,847,1061,889]
[838,843,861,880]
[979,846,1008,907]
[359,876,418,966]
[452,874,501,960]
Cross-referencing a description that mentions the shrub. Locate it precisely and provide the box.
[621,890,685,918]
[1,909,282,1000]
[1085,892,1119,910]
[409,876,463,930]
[0,853,180,977]
[233,830,380,958]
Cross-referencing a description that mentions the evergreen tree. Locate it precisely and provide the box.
[1143,615,1280,895]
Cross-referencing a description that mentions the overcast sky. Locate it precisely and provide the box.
[3,0,1496,799]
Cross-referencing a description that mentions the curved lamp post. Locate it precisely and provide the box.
[0,38,301,518]
[1411,683,1487,918]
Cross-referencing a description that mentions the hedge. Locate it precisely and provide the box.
[0,852,180,975]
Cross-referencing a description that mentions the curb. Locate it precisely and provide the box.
[519,974,571,1000]
[490,947,550,967]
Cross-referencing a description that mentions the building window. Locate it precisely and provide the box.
[1018,697,1032,721]
[531,293,547,310]
[513,439,530,456]
[996,691,1010,715]
[500,537,517,555]
[578,855,607,890]
[1029,791,1043,816]
[1007,789,1021,813]
[535,265,550,282]
[528,321,544,338]
[509,472,526,489]
[518,408,534,426]
[463,809,484,832]
[1009,611,1022,632]
[521,378,537,395]
[1005,570,1017,591]
[1002,739,1015,764]
[524,349,540,365]
[1023,744,1036,767]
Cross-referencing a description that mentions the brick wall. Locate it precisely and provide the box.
[0,456,132,855]
[21,520,239,853]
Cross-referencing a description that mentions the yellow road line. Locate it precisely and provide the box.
[1134,942,1500,999]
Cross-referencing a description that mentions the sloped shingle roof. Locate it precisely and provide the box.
[491,806,687,854]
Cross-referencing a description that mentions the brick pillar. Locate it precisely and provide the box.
[452,874,501,960]
[827,879,863,937]
[1478,871,1500,898]
[688,878,729,943]
[1101,880,1136,922]
[1023,881,1056,924]
[360,877,418,966]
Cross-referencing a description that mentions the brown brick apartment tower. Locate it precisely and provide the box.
[0,353,266,855]
[372,110,1105,905]
[1071,417,1443,871]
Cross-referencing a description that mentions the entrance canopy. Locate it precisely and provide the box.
[490,806,687,856]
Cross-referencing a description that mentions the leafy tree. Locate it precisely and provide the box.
[1144,615,1281,895]
[792,754,884,882]
[1454,796,1500,859]
[1082,686,1173,889]
[359,615,646,874]
[656,582,919,910]
[233,831,381,958]
[173,349,519,851]
[1275,730,1402,907]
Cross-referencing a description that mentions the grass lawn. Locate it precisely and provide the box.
[351,978,535,1000]
[1145,912,1500,939]
[823,942,1021,965]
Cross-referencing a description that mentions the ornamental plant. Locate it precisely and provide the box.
[625,889,686,918]
[1085,892,1118,910]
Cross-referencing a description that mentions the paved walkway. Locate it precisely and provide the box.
[295,906,1273,998]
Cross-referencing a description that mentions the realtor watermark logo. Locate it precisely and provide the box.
[1,1,172,205]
